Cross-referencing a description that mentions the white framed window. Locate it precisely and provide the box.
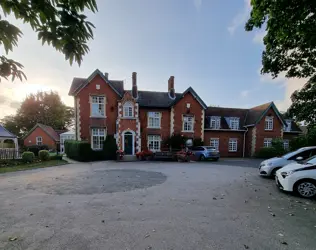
[123,102,134,117]
[264,138,272,148]
[36,136,42,146]
[210,138,219,151]
[148,135,161,151]
[91,96,105,117]
[148,112,161,128]
[283,139,290,150]
[228,138,237,152]
[284,120,292,132]
[91,128,106,150]
[183,116,194,132]
[210,116,221,129]
[230,118,240,130]
[265,116,273,130]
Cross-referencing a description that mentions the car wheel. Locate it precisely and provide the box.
[294,180,316,198]
[199,155,205,161]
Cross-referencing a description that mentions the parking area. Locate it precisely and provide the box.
[0,161,316,250]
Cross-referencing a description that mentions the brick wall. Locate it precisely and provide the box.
[77,74,120,141]
[24,127,56,149]
[254,107,283,154]
[204,130,244,157]
[139,108,170,150]
[173,92,204,139]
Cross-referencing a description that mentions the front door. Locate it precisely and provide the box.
[124,132,133,155]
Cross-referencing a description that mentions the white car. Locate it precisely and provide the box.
[275,156,316,198]
[259,146,316,177]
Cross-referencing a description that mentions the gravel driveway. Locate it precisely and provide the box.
[0,161,315,250]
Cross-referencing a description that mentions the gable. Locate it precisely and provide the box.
[256,106,283,128]
[69,69,123,97]
[172,87,207,109]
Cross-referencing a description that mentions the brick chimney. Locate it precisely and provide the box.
[104,72,109,80]
[132,72,138,99]
[168,76,175,99]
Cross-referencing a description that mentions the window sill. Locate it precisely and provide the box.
[121,117,136,119]
[90,116,107,119]
[264,129,273,131]
[182,130,194,133]
[148,127,161,129]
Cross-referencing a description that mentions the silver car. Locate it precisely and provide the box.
[259,146,316,177]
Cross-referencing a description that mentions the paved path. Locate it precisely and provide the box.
[0,161,315,250]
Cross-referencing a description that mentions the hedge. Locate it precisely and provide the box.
[39,150,50,161]
[64,135,118,162]
[27,145,49,156]
[255,147,279,159]
[22,151,35,163]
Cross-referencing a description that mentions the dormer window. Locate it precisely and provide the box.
[210,116,221,129]
[230,117,240,130]
[265,116,273,130]
[284,119,292,132]
[123,102,134,117]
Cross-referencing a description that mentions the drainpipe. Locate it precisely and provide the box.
[243,127,248,158]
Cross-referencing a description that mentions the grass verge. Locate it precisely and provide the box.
[0,160,68,174]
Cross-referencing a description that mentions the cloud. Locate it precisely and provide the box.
[193,0,202,11]
[228,0,251,35]
[240,90,250,98]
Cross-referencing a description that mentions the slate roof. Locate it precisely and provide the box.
[137,91,182,108]
[284,120,302,133]
[0,124,17,138]
[205,107,248,130]
[24,123,61,142]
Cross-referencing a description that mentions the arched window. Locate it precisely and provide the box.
[123,102,134,117]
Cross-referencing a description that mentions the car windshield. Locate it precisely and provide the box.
[205,146,216,151]
[305,156,316,165]
[281,148,305,159]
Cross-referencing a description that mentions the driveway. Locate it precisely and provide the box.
[0,161,315,250]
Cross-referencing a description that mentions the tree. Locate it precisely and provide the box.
[1,91,74,136]
[288,76,316,127]
[245,1,316,79]
[0,0,97,82]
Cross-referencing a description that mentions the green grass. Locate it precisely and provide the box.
[0,160,68,174]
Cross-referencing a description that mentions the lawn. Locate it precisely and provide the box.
[0,160,68,174]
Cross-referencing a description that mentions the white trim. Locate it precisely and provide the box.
[228,138,238,152]
[90,95,106,117]
[210,138,219,151]
[36,136,43,146]
[147,112,161,129]
[265,116,274,131]
[123,101,134,118]
[147,135,161,152]
[263,138,272,148]
[91,128,107,150]
[122,130,135,155]
[183,115,194,132]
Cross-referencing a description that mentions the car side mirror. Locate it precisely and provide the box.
[296,156,303,161]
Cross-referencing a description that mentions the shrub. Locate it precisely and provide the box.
[38,150,50,161]
[65,140,93,162]
[272,138,286,155]
[255,147,279,159]
[27,145,49,156]
[193,138,204,147]
[163,134,187,150]
[22,151,35,163]
[103,135,118,160]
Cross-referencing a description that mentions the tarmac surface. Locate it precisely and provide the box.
[0,160,316,250]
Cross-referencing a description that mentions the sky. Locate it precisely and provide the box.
[0,0,306,118]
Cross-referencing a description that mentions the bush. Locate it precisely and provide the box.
[255,147,279,159]
[272,138,286,155]
[193,138,204,147]
[65,140,93,162]
[22,151,35,163]
[163,134,187,150]
[38,150,50,161]
[27,145,49,156]
[103,135,118,160]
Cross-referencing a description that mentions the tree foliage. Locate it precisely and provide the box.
[245,0,316,79]
[0,0,97,82]
[1,91,74,136]
[288,77,316,127]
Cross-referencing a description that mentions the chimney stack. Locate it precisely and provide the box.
[132,72,138,99]
[104,72,109,80]
[168,76,175,99]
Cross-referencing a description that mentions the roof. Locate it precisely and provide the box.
[24,123,61,142]
[69,69,124,97]
[60,131,75,136]
[0,124,17,138]
[284,120,302,133]
[245,102,286,126]
[171,87,207,109]
[205,107,248,129]
[137,91,182,108]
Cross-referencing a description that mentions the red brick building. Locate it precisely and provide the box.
[23,123,64,150]
[69,69,301,157]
